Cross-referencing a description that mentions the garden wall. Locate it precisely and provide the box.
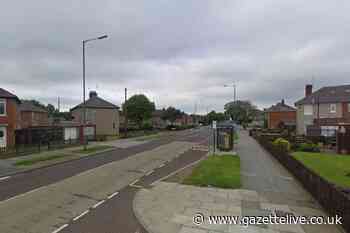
[253,135,350,233]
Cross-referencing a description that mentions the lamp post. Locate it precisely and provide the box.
[224,83,237,102]
[82,34,108,150]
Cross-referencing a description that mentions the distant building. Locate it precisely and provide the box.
[19,100,49,128]
[151,109,167,129]
[0,88,21,148]
[295,84,350,136]
[71,91,120,136]
[265,99,296,129]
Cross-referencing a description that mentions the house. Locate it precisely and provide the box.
[174,114,194,126]
[265,99,296,129]
[19,100,49,128]
[151,109,167,129]
[0,88,21,148]
[71,91,120,136]
[295,84,350,136]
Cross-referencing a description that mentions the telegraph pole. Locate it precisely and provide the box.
[124,88,128,138]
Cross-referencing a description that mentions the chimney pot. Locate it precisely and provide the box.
[281,99,285,105]
[89,91,97,98]
[305,84,313,97]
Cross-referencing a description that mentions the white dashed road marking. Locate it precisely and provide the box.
[92,200,105,209]
[73,210,89,221]
[107,191,119,199]
[52,224,68,233]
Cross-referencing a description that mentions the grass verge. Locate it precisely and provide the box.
[73,145,114,154]
[183,154,241,189]
[293,151,350,188]
[15,154,66,166]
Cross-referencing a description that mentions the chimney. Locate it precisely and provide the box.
[281,99,285,105]
[305,84,313,97]
[89,91,98,98]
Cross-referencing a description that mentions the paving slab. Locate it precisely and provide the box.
[133,182,344,233]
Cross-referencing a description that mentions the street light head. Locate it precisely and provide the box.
[98,35,108,40]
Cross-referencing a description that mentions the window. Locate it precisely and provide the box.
[330,104,336,113]
[0,99,6,116]
[304,105,313,115]
[0,131,3,138]
[348,103,350,112]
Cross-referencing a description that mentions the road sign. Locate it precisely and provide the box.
[212,121,217,129]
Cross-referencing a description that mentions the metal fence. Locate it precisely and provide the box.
[0,139,80,159]
[253,135,350,233]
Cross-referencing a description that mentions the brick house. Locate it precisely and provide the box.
[19,100,49,128]
[0,88,21,148]
[71,91,120,136]
[265,99,296,129]
[151,109,167,129]
[295,84,350,136]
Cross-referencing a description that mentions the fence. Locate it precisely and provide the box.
[253,135,350,233]
[0,139,80,159]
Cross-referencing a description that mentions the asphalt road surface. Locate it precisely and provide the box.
[60,149,207,233]
[0,127,210,233]
[0,127,208,201]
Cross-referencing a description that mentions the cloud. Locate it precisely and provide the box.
[1,0,350,113]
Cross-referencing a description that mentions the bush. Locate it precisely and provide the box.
[297,143,320,153]
[272,138,291,152]
[141,121,153,130]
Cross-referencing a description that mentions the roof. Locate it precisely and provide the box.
[152,110,164,117]
[265,101,296,112]
[19,101,48,113]
[71,96,119,111]
[295,84,350,105]
[0,88,20,103]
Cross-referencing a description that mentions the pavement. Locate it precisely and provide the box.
[133,131,345,233]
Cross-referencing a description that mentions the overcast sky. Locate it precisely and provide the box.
[1,0,350,114]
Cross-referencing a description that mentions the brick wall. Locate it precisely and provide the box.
[0,99,19,147]
[267,111,296,129]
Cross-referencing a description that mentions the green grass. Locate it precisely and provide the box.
[15,154,66,166]
[73,145,114,154]
[183,154,241,189]
[293,152,350,188]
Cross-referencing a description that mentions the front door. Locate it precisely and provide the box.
[0,127,7,148]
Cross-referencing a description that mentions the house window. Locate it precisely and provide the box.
[0,99,6,116]
[304,105,313,115]
[330,104,336,113]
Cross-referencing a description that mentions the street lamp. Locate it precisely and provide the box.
[224,83,237,102]
[82,34,108,149]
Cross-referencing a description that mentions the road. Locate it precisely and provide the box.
[0,127,210,233]
[0,128,208,201]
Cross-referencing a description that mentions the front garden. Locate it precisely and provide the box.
[293,152,350,188]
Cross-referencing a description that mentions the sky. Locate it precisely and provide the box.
[1,0,350,114]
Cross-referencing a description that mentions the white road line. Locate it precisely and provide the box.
[150,156,206,186]
[73,210,89,221]
[52,224,68,233]
[0,176,10,181]
[107,191,119,199]
[158,163,165,168]
[92,200,105,209]
[145,170,154,176]
[0,186,43,204]
[129,179,139,186]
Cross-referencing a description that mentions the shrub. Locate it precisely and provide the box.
[297,143,321,153]
[272,138,291,152]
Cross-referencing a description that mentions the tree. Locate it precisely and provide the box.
[161,106,183,125]
[123,94,155,128]
[224,100,257,127]
[206,111,228,124]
